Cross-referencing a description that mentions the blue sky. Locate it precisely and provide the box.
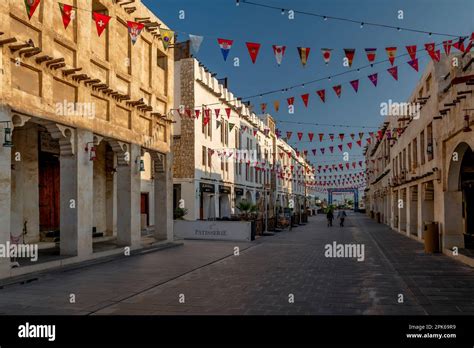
[143,0,473,166]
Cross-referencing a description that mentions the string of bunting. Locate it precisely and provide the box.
[25,1,175,48]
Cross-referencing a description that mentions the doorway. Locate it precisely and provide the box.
[38,151,60,233]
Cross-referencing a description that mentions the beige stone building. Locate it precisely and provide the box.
[0,0,174,279]
[365,52,474,263]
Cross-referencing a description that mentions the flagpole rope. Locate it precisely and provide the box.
[240,0,464,38]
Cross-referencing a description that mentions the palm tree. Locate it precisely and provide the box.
[236,200,257,220]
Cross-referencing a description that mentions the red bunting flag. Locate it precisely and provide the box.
[425,42,435,53]
[287,97,295,106]
[304,150,308,156]
[93,12,111,37]
[297,132,303,141]
[387,66,398,80]
[338,133,345,141]
[203,114,210,126]
[443,40,452,55]
[225,107,231,119]
[329,134,335,141]
[406,45,416,60]
[368,73,378,86]
[428,50,441,62]
[127,21,145,45]
[272,45,286,66]
[407,58,419,72]
[318,133,324,142]
[453,37,466,52]
[358,132,364,139]
[365,48,377,64]
[185,109,191,118]
[25,0,41,20]
[350,133,355,140]
[273,100,280,112]
[329,146,334,153]
[195,109,201,119]
[312,149,317,155]
[246,42,261,64]
[347,142,352,149]
[321,48,332,64]
[316,89,326,103]
[385,47,397,65]
[333,85,342,98]
[58,3,73,29]
[367,138,371,144]
[301,93,309,107]
[308,132,314,142]
[338,144,343,152]
[350,79,359,93]
[260,103,267,113]
[214,108,220,118]
[297,47,311,67]
[344,48,356,67]
[286,131,292,140]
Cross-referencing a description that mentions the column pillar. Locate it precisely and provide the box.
[0,106,12,277]
[59,128,93,257]
[116,143,141,247]
[154,152,173,241]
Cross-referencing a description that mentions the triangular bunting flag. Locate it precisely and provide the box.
[443,40,452,56]
[428,49,441,62]
[350,79,359,93]
[338,144,343,152]
[272,45,286,66]
[329,134,335,141]
[316,89,326,102]
[274,100,280,112]
[321,48,332,64]
[297,132,303,141]
[297,47,311,67]
[385,47,397,65]
[246,42,261,64]
[350,133,355,140]
[387,66,398,80]
[260,103,267,113]
[312,149,317,155]
[189,34,204,55]
[407,58,419,72]
[406,45,417,60]
[332,85,342,98]
[229,123,235,132]
[301,93,309,107]
[159,28,174,49]
[216,120,221,129]
[368,73,378,86]
[453,37,466,52]
[338,133,344,141]
[217,38,233,61]
[287,97,295,106]
[347,142,352,149]
[195,109,201,119]
[128,21,145,45]
[344,48,355,67]
[308,132,314,142]
[329,146,334,153]
[25,0,41,20]
[365,48,376,64]
[214,108,220,118]
[58,3,73,29]
[425,42,435,53]
[225,107,231,119]
[93,12,111,37]
[286,131,292,140]
[318,133,324,142]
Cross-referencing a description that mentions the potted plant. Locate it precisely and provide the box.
[173,207,188,220]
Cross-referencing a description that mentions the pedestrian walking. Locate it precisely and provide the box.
[326,209,334,227]
[337,210,347,227]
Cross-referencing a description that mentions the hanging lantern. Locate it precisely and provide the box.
[140,159,145,172]
[85,142,97,161]
[2,123,13,147]
[463,114,472,132]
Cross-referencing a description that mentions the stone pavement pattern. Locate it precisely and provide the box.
[0,213,473,315]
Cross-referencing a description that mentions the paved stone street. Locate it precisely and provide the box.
[1,213,473,315]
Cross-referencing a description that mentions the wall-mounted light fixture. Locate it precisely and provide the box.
[0,121,13,147]
[85,142,97,161]
[135,156,145,172]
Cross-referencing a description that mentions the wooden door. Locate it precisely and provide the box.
[141,193,149,226]
[39,153,60,231]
